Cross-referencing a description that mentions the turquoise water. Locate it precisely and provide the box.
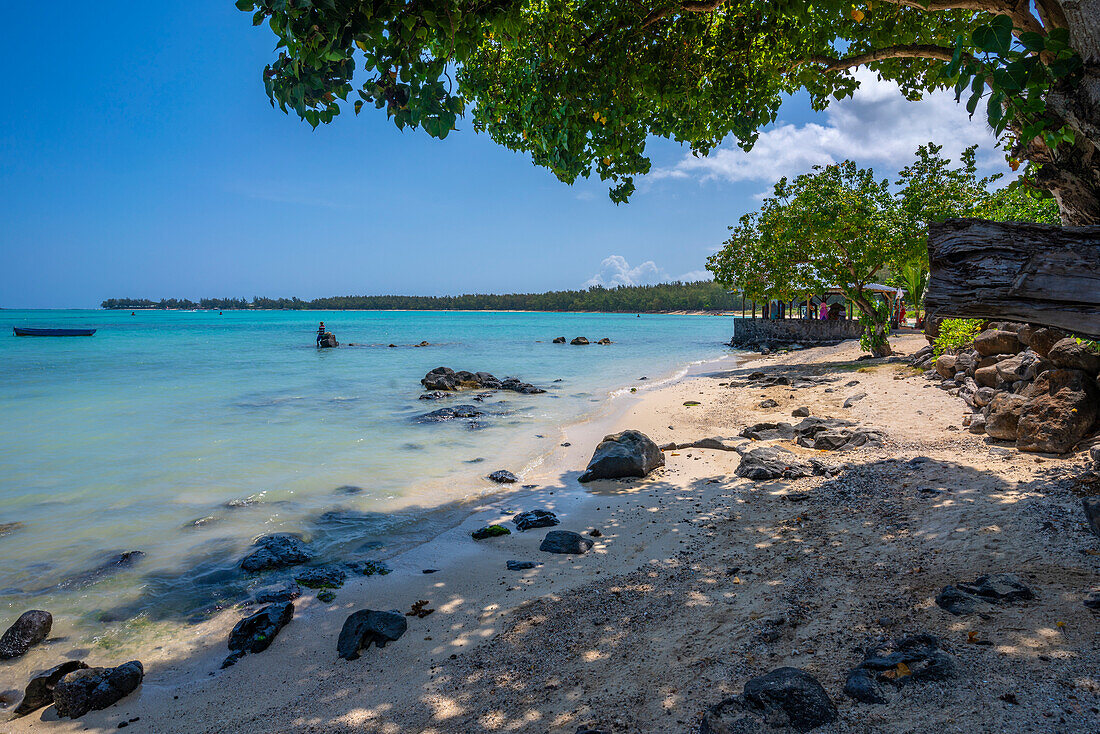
[0,310,734,628]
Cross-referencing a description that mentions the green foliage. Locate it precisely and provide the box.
[101,281,738,313]
[972,183,1061,223]
[858,299,892,355]
[707,159,912,355]
[948,21,1082,154]
[933,318,982,357]
[891,260,929,319]
[235,1,1084,205]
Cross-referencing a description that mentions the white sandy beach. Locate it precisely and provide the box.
[5,333,1098,733]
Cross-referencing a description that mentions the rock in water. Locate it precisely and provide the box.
[570,337,589,345]
[52,660,144,719]
[415,405,484,423]
[222,602,294,668]
[12,660,88,718]
[935,573,1035,615]
[539,530,593,555]
[317,333,337,348]
[0,610,52,659]
[552,337,566,343]
[1016,369,1099,453]
[240,533,313,572]
[512,509,559,531]
[295,566,347,589]
[843,634,957,704]
[337,610,407,660]
[578,430,664,482]
[734,446,812,481]
[700,667,837,733]
[487,469,519,484]
[253,582,302,604]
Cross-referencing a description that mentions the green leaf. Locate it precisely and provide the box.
[1017,32,1045,53]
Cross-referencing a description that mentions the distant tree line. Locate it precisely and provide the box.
[101,281,738,313]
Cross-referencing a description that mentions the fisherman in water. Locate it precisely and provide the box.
[316,321,326,346]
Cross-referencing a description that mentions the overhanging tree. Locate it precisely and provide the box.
[236,0,1098,223]
[706,160,915,356]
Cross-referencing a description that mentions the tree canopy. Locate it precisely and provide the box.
[101,281,739,313]
[236,0,1098,222]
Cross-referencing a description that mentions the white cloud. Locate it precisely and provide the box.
[583,257,714,287]
[677,269,712,282]
[584,255,669,287]
[650,69,1005,188]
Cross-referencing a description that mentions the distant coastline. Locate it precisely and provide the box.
[100,281,738,314]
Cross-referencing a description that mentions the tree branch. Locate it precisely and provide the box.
[640,0,729,30]
[875,0,1044,35]
[803,44,961,72]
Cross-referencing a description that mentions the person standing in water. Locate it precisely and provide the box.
[317,321,326,346]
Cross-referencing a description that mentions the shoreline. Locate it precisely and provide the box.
[6,334,1098,733]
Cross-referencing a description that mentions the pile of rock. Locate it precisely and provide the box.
[917,322,1099,453]
[740,417,885,451]
[421,367,546,394]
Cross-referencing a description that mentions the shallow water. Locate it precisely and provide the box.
[0,310,735,630]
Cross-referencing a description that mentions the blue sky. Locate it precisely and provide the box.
[0,3,1008,308]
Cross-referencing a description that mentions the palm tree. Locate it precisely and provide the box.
[895,260,929,327]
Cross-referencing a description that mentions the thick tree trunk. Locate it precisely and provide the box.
[924,218,1100,337]
[1037,0,1100,224]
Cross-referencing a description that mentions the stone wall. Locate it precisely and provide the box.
[730,317,863,347]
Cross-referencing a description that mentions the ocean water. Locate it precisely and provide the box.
[0,310,735,631]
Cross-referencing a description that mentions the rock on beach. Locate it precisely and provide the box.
[578,430,664,482]
[52,660,144,719]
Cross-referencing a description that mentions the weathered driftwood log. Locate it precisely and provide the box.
[925,219,1100,339]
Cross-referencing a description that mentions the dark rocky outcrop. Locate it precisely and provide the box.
[52,660,144,718]
[295,566,347,589]
[506,560,541,571]
[935,573,1035,615]
[844,634,957,704]
[791,407,811,418]
[317,333,337,348]
[741,422,796,441]
[552,337,566,343]
[1016,369,1099,453]
[240,533,313,572]
[415,405,484,423]
[700,667,837,733]
[539,530,593,555]
[596,338,612,345]
[472,525,510,540]
[570,337,589,345]
[578,430,664,482]
[421,367,545,394]
[0,610,52,659]
[735,446,812,481]
[759,398,779,408]
[419,391,450,400]
[337,609,407,660]
[344,559,392,576]
[487,469,518,484]
[11,660,89,718]
[222,602,294,668]
[512,510,560,531]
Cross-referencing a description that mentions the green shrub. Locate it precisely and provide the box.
[933,318,983,357]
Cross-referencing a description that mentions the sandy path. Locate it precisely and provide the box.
[6,334,1098,733]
